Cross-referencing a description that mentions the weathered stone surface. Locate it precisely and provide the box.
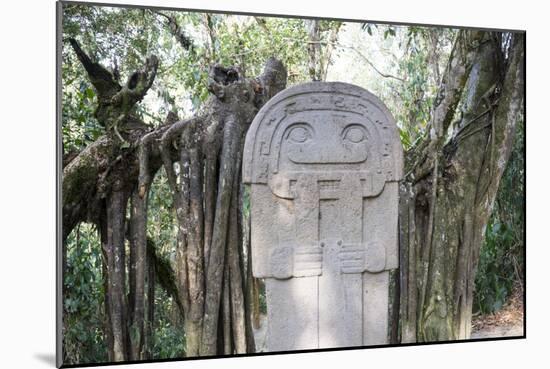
[243,82,403,350]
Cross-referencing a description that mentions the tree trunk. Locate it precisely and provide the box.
[103,190,129,361]
[128,188,148,360]
[200,114,243,355]
[63,39,289,358]
[227,155,247,354]
[144,251,155,360]
[306,20,321,81]
[398,31,524,342]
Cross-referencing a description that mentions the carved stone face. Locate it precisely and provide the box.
[272,111,375,177]
[265,111,384,199]
[281,112,370,166]
[243,82,404,188]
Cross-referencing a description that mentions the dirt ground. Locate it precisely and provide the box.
[471,286,524,339]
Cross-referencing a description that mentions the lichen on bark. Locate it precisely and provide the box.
[398,31,524,342]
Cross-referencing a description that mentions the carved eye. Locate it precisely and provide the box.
[343,126,366,143]
[286,125,312,143]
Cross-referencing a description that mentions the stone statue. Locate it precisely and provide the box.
[243,82,403,351]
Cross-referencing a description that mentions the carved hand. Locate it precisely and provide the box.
[270,245,323,279]
[293,245,323,277]
[338,242,386,274]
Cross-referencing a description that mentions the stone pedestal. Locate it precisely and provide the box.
[243,82,403,351]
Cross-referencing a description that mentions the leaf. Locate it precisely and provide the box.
[86,88,95,100]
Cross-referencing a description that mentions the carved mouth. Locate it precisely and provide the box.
[286,144,368,164]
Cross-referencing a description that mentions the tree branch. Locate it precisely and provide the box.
[430,30,487,139]
[280,37,406,82]
[67,37,121,97]
[405,30,488,181]
[111,54,159,112]
[147,238,185,317]
[151,10,193,50]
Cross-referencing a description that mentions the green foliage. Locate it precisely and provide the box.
[63,170,186,363]
[63,223,107,364]
[213,16,312,85]
[62,5,318,138]
[147,169,178,254]
[62,3,169,143]
[63,4,163,79]
[258,280,267,315]
[475,220,517,313]
[350,25,454,150]
[62,82,103,153]
[392,27,454,149]
[61,43,104,154]
[361,23,396,38]
[474,120,524,314]
[147,169,185,357]
[152,288,185,359]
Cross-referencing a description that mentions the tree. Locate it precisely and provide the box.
[398,31,524,342]
[63,32,287,363]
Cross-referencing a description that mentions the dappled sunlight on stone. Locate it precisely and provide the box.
[243,82,403,351]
